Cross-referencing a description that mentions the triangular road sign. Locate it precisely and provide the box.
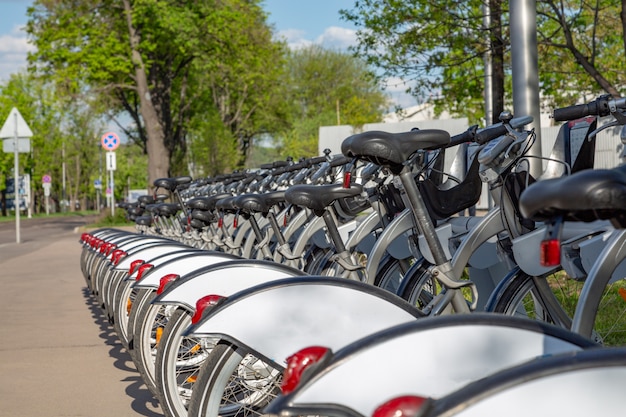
[0,107,33,139]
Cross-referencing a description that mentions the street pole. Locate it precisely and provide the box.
[62,141,67,213]
[109,153,115,217]
[510,0,542,178]
[13,111,20,244]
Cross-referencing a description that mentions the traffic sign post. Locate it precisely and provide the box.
[0,108,33,244]
[42,174,51,215]
[101,133,119,217]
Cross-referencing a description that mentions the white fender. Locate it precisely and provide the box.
[273,315,594,417]
[187,277,421,366]
[134,252,239,289]
[436,349,626,417]
[115,244,195,272]
[154,260,305,309]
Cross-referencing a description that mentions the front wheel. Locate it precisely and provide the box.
[187,342,282,417]
[488,268,572,328]
[155,308,217,417]
[489,268,626,346]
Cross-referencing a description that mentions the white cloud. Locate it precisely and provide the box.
[276,26,356,50]
[315,26,356,49]
[0,29,34,81]
[382,76,419,109]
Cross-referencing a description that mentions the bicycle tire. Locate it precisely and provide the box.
[488,268,573,328]
[488,268,626,345]
[373,255,414,295]
[155,308,216,417]
[187,342,282,417]
[112,280,138,350]
[132,291,164,396]
[397,259,437,313]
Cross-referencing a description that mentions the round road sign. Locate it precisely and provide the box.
[101,132,120,151]
[42,174,51,184]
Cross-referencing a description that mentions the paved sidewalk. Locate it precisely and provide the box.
[0,227,162,417]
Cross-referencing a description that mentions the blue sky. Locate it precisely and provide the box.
[0,0,415,107]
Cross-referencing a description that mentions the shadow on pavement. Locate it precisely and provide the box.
[82,287,163,417]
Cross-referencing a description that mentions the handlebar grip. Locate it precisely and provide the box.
[474,123,508,145]
[308,156,328,165]
[446,125,478,148]
[329,155,352,167]
[553,102,598,121]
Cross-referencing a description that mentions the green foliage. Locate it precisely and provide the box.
[341,0,625,122]
[273,46,388,158]
[92,208,133,227]
[341,0,492,124]
[26,0,287,179]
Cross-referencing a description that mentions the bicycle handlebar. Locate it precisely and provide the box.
[552,94,626,121]
[448,115,534,148]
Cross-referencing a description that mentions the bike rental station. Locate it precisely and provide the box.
[75,2,626,417]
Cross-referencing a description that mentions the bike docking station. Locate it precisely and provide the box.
[0,107,33,244]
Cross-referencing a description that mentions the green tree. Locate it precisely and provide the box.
[26,0,285,186]
[341,1,502,125]
[537,0,625,106]
[0,73,64,215]
[275,45,388,158]
[341,1,626,123]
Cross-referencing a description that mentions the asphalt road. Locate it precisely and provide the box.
[0,215,162,416]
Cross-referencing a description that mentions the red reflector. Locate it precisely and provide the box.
[373,395,430,417]
[540,239,561,267]
[191,295,225,324]
[157,274,180,295]
[111,249,126,265]
[284,213,289,227]
[343,171,352,188]
[218,217,223,228]
[129,260,144,275]
[233,216,238,228]
[281,346,330,394]
[135,263,154,281]
[106,244,117,256]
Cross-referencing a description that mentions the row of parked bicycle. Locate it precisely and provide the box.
[79,93,626,417]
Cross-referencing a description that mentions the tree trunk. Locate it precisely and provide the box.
[621,0,626,59]
[122,0,170,190]
[489,0,505,124]
[1,189,6,216]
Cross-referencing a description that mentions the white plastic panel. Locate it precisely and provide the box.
[190,283,416,366]
[294,325,584,417]
[135,254,236,288]
[114,244,193,271]
[157,265,302,308]
[452,367,626,417]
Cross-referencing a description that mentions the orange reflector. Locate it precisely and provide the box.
[619,288,626,303]
[190,344,201,354]
[186,375,197,383]
[126,298,132,315]
[155,327,163,346]
[540,239,560,267]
